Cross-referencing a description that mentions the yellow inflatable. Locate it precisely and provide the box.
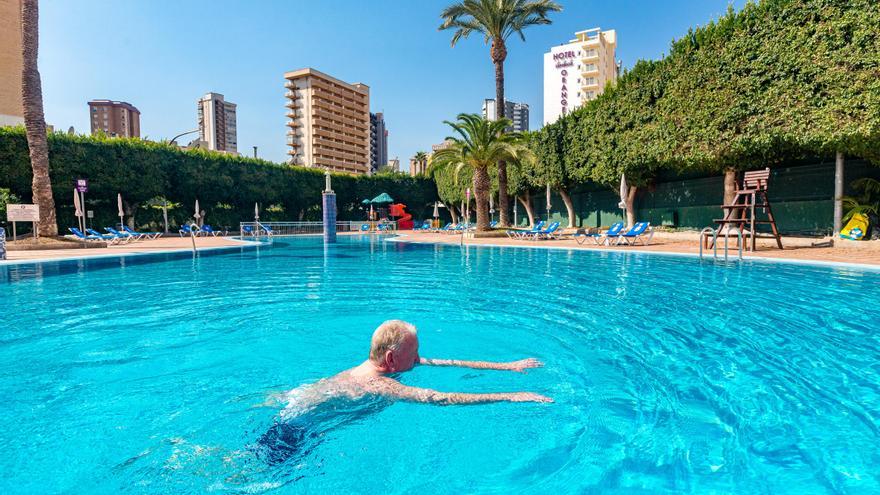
[840,213,869,240]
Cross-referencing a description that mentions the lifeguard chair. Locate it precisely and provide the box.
[713,168,783,252]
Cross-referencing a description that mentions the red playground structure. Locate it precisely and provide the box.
[389,203,414,230]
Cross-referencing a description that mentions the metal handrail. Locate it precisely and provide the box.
[699,227,715,259]
[701,226,743,261]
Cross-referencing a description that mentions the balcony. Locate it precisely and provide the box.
[284,81,296,89]
[581,50,599,61]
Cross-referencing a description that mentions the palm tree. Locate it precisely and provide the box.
[430,114,528,231]
[413,151,428,175]
[20,0,57,237]
[439,0,561,227]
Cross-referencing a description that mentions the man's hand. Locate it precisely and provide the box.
[506,392,554,403]
[504,358,544,373]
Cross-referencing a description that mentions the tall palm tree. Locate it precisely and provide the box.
[413,150,428,175]
[20,0,57,237]
[439,0,561,227]
[430,113,527,231]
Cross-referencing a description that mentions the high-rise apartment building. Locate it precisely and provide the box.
[369,112,388,174]
[0,0,24,127]
[284,68,370,174]
[88,100,141,137]
[482,99,529,132]
[197,92,237,154]
[543,27,617,125]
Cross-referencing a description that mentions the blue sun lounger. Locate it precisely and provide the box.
[123,226,162,240]
[201,225,225,237]
[179,224,201,237]
[68,227,104,242]
[614,222,653,245]
[86,228,126,244]
[523,221,560,240]
[105,227,139,241]
[574,222,624,245]
[507,220,545,239]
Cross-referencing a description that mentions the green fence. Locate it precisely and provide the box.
[533,160,879,235]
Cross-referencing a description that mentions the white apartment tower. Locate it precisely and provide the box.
[197,93,238,153]
[482,99,529,132]
[543,28,617,125]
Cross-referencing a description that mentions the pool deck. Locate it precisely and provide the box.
[394,231,880,267]
[3,231,879,268]
[1,236,250,264]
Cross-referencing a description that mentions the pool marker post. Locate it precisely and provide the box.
[323,169,337,243]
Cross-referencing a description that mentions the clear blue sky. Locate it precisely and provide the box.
[39,0,744,168]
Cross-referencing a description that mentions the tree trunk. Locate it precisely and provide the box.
[625,186,638,228]
[517,192,536,228]
[124,201,137,228]
[449,205,459,225]
[558,188,576,228]
[833,151,844,235]
[21,0,57,237]
[491,38,510,227]
[473,166,491,231]
[723,168,737,207]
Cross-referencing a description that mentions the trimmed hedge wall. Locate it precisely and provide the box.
[0,128,438,232]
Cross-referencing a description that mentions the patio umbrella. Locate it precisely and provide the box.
[117,193,124,228]
[254,202,259,222]
[433,202,439,218]
[546,184,552,221]
[618,174,628,210]
[618,174,629,226]
[370,192,394,204]
[73,188,83,231]
[194,199,201,224]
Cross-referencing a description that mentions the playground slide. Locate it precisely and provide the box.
[397,213,414,230]
[390,203,415,230]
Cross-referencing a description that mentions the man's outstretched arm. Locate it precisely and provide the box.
[419,357,543,372]
[373,377,552,405]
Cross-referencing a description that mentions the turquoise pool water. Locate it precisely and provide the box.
[1,236,879,494]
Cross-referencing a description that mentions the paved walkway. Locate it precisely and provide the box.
[395,231,880,267]
[2,236,250,263]
[4,231,879,268]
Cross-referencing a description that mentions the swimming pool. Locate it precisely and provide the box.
[1,236,878,494]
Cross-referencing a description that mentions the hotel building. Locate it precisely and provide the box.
[198,92,237,154]
[0,0,24,127]
[284,68,370,174]
[543,27,617,125]
[482,99,529,132]
[88,100,141,137]
[369,112,388,174]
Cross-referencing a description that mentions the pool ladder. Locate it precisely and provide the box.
[699,226,743,262]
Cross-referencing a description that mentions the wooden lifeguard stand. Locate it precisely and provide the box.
[713,168,783,252]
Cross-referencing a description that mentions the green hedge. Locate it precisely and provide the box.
[0,127,438,231]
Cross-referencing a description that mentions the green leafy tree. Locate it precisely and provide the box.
[431,113,528,231]
[439,0,561,226]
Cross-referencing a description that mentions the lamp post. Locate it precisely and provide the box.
[169,129,199,146]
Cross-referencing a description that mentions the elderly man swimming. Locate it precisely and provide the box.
[289,319,551,407]
[258,320,551,463]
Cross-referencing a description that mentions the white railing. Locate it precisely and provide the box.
[237,221,397,237]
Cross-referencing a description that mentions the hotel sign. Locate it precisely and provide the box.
[553,50,576,68]
[6,204,40,222]
[552,50,581,115]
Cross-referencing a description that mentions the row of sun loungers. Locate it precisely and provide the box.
[180,224,228,237]
[67,226,162,244]
[504,221,653,245]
